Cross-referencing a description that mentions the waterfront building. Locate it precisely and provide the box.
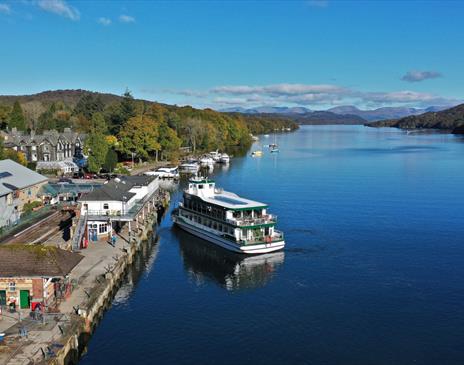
[2,127,86,163]
[0,159,48,229]
[79,175,160,240]
[0,245,83,310]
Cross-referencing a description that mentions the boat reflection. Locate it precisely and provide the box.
[113,235,160,305]
[174,228,285,291]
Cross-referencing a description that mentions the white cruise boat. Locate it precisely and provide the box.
[172,177,285,254]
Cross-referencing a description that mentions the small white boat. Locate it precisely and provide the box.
[270,148,279,153]
[209,150,222,162]
[219,153,230,164]
[179,161,200,174]
[251,150,263,157]
[155,166,179,179]
[200,156,215,165]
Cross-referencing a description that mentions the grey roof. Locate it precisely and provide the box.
[0,159,48,196]
[80,175,156,202]
[3,128,86,147]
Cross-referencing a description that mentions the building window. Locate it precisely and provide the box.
[103,203,109,210]
[99,223,108,234]
[8,282,16,292]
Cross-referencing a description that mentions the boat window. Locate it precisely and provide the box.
[209,184,213,188]
[198,184,203,189]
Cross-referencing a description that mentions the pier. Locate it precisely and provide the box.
[0,190,170,365]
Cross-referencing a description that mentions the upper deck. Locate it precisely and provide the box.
[185,177,267,211]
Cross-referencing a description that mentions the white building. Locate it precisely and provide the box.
[79,175,159,239]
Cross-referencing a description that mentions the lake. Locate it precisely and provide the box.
[80,125,464,365]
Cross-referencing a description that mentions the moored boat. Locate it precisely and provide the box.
[144,166,179,179]
[172,176,285,254]
[219,153,230,164]
[200,156,215,165]
[179,160,200,174]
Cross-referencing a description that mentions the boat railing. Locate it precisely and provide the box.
[239,231,284,245]
[214,188,224,194]
[228,214,277,226]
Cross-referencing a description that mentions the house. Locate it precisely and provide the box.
[2,128,86,163]
[79,175,159,240]
[0,245,83,310]
[0,159,48,229]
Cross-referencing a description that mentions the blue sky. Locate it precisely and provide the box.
[1,0,463,110]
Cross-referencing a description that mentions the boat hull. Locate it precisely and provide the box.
[173,215,285,254]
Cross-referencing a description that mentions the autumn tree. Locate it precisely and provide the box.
[158,120,181,160]
[118,115,160,160]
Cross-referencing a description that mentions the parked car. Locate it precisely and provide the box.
[58,177,73,184]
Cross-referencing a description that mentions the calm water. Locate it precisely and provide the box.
[81,126,464,365]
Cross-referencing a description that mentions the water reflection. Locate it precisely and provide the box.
[113,236,160,306]
[174,228,284,291]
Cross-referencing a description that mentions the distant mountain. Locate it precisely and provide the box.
[220,106,366,125]
[291,111,366,125]
[328,105,452,122]
[219,104,453,123]
[221,106,312,114]
[367,103,464,131]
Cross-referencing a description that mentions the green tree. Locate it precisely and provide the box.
[103,148,118,172]
[90,112,108,134]
[84,128,109,173]
[117,115,160,160]
[37,109,55,132]
[0,104,11,130]
[9,101,26,131]
[0,136,5,159]
[120,89,136,122]
[74,94,104,120]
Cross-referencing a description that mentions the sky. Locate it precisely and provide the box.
[1,0,463,110]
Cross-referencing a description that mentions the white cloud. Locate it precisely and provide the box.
[401,70,442,82]
[212,83,347,96]
[0,3,11,14]
[119,14,135,23]
[97,17,111,26]
[163,82,460,109]
[37,0,80,21]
